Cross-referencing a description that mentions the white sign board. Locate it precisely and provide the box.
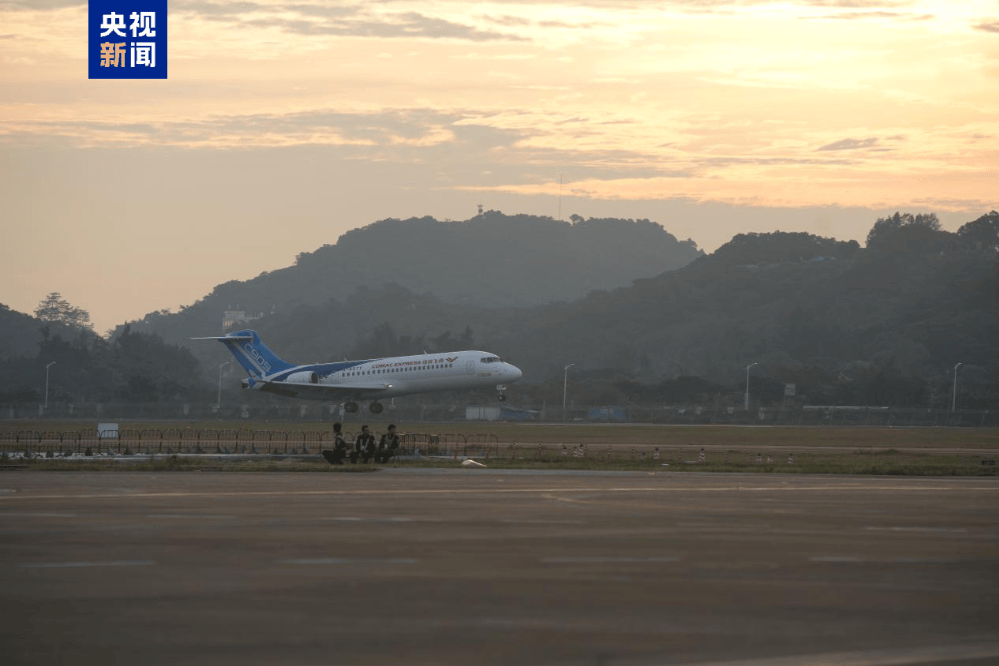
[97,422,119,440]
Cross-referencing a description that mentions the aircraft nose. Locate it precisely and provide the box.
[509,364,523,381]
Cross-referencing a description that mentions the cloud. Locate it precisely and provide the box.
[0,0,84,8]
[171,1,523,41]
[809,11,934,21]
[0,108,499,151]
[371,12,521,41]
[176,0,267,19]
[974,21,999,34]
[817,137,879,151]
[798,1,914,7]
[0,106,690,186]
[480,14,532,28]
[281,3,359,19]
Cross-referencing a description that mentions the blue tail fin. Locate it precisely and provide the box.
[210,330,294,378]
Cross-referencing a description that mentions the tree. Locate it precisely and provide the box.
[122,374,159,402]
[34,292,94,332]
[348,322,400,359]
[865,212,948,254]
[956,211,999,253]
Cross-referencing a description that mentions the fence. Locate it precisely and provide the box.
[555,405,998,427]
[0,428,500,457]
[3,400,997,427]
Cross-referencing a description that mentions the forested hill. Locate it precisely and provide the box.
[190,211,998,408]
[1,302,89,361]
[130,212,701,343]
[0,304,45,360]
[500,212,999,406]
[5,211,997,408]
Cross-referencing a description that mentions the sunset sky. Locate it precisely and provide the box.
[2,0,997,333]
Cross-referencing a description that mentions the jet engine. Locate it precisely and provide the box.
[285,371,319,384]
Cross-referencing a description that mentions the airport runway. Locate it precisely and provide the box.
[1,470,997,666]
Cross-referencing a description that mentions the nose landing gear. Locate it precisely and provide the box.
[497,385,507,402]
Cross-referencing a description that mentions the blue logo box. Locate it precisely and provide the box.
[89,0,167,79]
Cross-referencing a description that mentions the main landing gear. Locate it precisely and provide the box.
[342,401,384,414]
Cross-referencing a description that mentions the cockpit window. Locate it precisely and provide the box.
[480,356,502,364]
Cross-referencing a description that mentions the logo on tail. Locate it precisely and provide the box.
[195,330,294,378]
[241,341,272,373]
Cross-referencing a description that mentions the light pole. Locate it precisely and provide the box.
[217,361,232,414]
[952,362,962,412]
[562,363,575,423]
[44,361,56,410]
[744,362,757,410]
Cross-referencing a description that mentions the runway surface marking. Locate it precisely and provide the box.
[863,526,967,533]
[541,556,682,563]
[500,519,587,524]
[0,512,76,517]
[3,484,997,502]
[146,513,235,519]
[16,560,156,569]
[279,557,418,566]
[322,516,435,522]
[810,556,960,564]
[677,642,999,666]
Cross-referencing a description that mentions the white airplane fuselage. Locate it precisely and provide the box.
[197,330,522,410]
[321,350,520,398]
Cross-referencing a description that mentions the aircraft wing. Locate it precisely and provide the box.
[252,380,394,401]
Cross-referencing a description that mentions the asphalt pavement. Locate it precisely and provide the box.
[1,469,997,665]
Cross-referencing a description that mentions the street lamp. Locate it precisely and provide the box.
[44,361,56,409]
[217,361,232,414]
[563,363,575,423]
[744,362,757,410]
[952,362,962,412]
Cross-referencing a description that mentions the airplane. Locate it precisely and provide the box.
[195,329,523,414]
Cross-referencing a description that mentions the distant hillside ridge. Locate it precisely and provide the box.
[0,303,90,361]
[12,210,997,410]
[504,213,999,399]
[128,211,702,343]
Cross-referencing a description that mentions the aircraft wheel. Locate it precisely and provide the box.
[369,402,384,414]
[497,394,507,402]
[344,402,359,413]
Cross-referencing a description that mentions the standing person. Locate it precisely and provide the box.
[376,424,400,464]
[356,425,376,463]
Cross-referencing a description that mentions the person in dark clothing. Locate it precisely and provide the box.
[355,425,376,463]
[348,431,360,464]
[376,424,400,463]
[322,422,347,465]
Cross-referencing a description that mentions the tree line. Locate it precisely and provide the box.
[0,323,209,404]
[2,211,997,411]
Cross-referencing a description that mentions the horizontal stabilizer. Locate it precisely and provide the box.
[191,334,254,341]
